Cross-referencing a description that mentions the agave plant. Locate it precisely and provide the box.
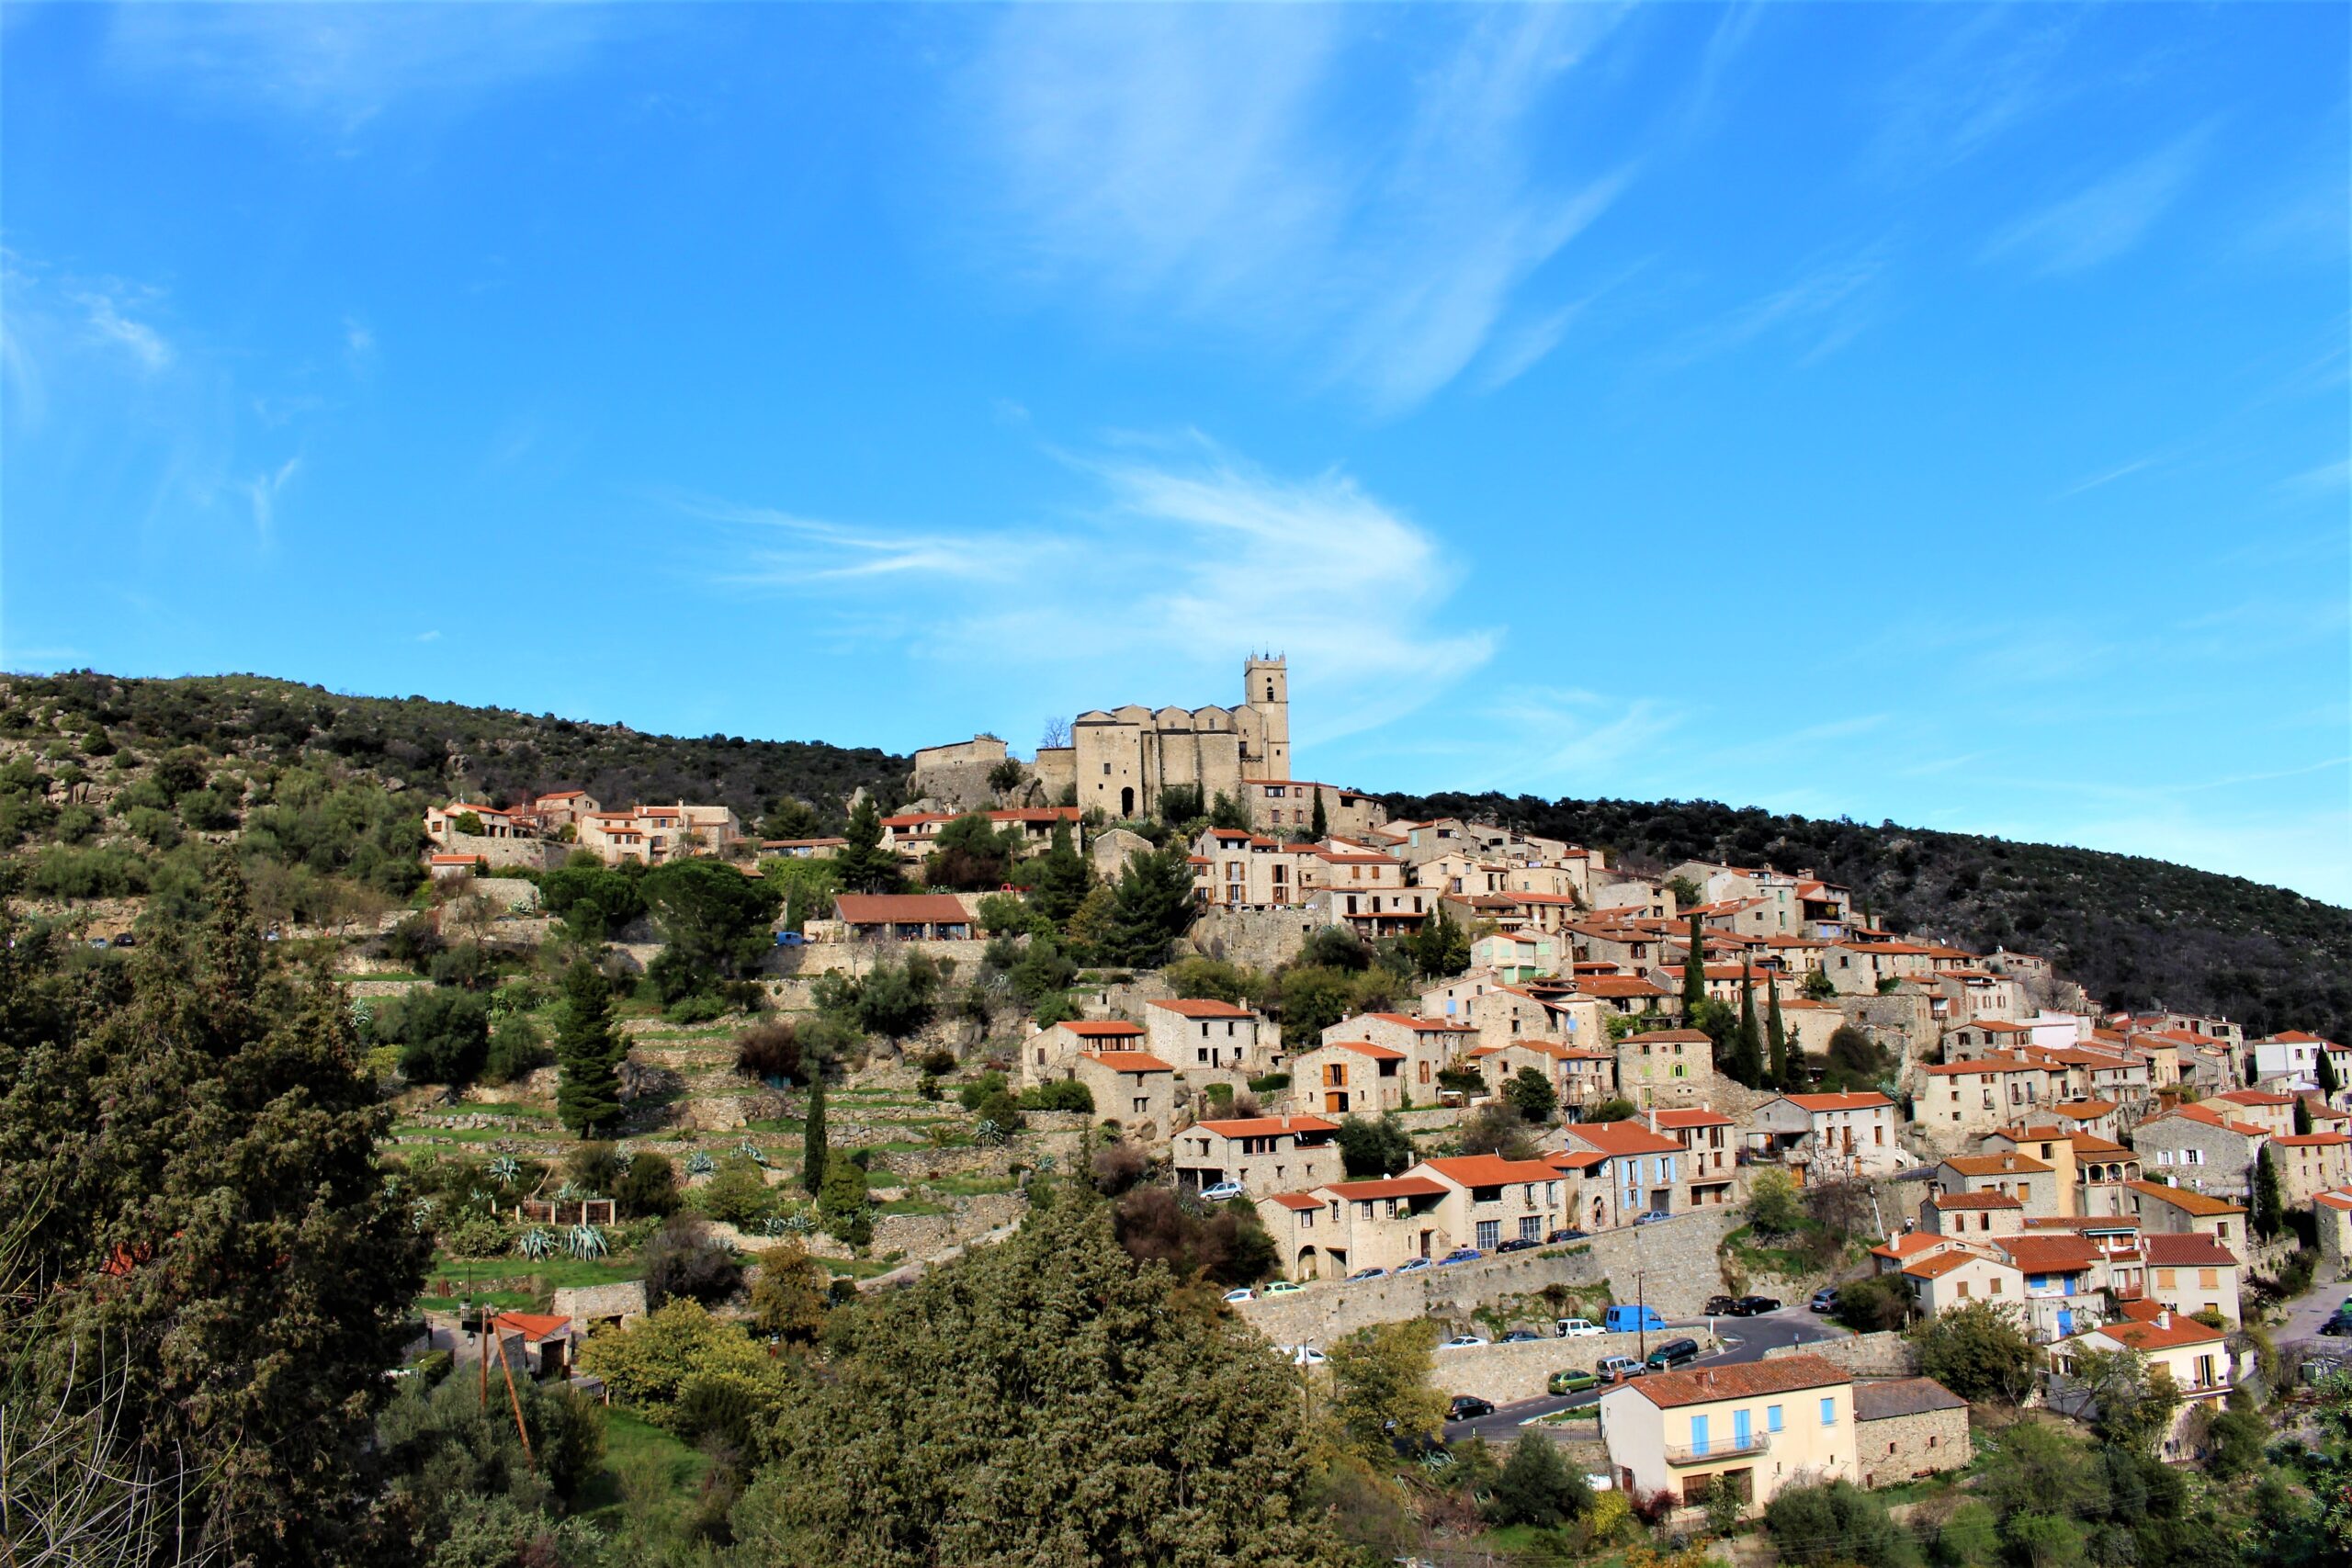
[409,1198,438,1235]
[1418,1450,1456,1478]
[554,1179,591,1203]
[613,1147,637,1171]
[514,1226,557,1260]
[487,1156,522,1187]
[758,1214,791,1238]
[736,1138,769,1167]
[348,998,373,1032]
[1035,1155,1057,1173]
[785,1213,816,1234]
[685,1151,717,1177]
[974,1119,1006,1147]
[565,1224,609,1260]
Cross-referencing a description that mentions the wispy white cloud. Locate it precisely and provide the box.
[415,630,442,644]
[957,7,1635,412]
[73,286,172,372]
[1981,128,2211,276]
[676,436,1498,740]
[2278,457,2351,497]
[243,457,300,545]
[105,6,628,135]
[1865,10,2083,180]
[2059,455,2160,496]
[1668,241,1890,366]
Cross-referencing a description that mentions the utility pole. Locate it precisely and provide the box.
[1636,1265,1648,1361]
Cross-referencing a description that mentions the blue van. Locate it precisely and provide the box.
[1603,1304,1666,1334]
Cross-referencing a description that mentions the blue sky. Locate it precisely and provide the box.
[4,4,2347,901]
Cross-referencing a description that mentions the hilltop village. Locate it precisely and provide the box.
[7,659,2347,1565]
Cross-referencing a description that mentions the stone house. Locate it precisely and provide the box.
[1416,1156,1570,1252]
[2066,1134,2143,1218]
[2274,1131,2352,1206]
[830,892,977,944]
[1823,941,1939,995]
[1288,1040,1408,1118]
[528,789,601,829]
[1327,1012,1476,1100]
[1070,657,1289,824]
[1912,1055,2050,1145]
[1556,1119,1684,1230]
[1937,1153,2061,1219]
[1936,969,2026,1023]
[1653,1106,1739,1207]
[2207,1088,2302,1138]
[1900,1249,2025,1319]
[1192,828,1308,908]
[2050,1303,2238,1462]
[1256,1173,1453,1278]
[1069,1050,1175,1138]
[1469,928,1560,979]
[2128,1179,2246,1250]
[1599,1354,1858,1516]
[2314,1189,2352,1275]
[575,803,743,864]
[1171,1115,1340,1195]
[1853,1379,1971,1489]
[1980,1127,2077,1213]
[1921,1190,2026,1239]
[1749,1092,1903,1179]
[1022,1019,1148,1086]
[2128,1105,2265,1201]
[2137,1232,2242,1323]
[1990,1232,2105,1340]
[1614,1028,1713,1111]
[1144,998,1272,1078]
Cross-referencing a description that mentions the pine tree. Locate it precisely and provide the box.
[1680,911,1708,1021]
[834,795,903,895]
[555,958,626,1137]
[1309,788,1328,839]
[1031,819,1094,927]
[801,1075,829,1195]
[1102,842,1198,967]
[1766,977,1792,1090]
[1733,962,1764,1088]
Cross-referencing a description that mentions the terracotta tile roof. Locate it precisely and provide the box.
[1930,1191,2022,1210]
[834,893,973,924]
[1623,1029,1712,1043]
[1628,1353,1849,1409]
[1317,1040,1408,1061]
[2052,1100,2120,1119]
[2129,1179,2245,1216]
[2278,1133,2352,1147]
[1783,1092,1894,1113]
[490,1313,572,1342]
[1057,1020,1147,1038]
[1265,1192,1323,1212]
[2314,1188,2352,1212]
[1367,1013,1472,1032]
[1573,976,1669,998]
[1321,1175,1449,1201]
[2140,1233,2238,1267]
[1942,1153,2052,1178]
[1080,1051,1173,1074]
[2214,1089,2298,1107]
[1566,1121,1683,1157]
[1196,1115,1340,1138]
[1149,998,1255,1019]
[1994,1235,2099,1271]
[2087,1314,2226,1352]
[1654,1108,1736,1129]
[1421,1156,1565,1187]
[1905,1251,2008,1280]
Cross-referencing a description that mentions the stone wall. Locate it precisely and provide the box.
[1858,1404,1971,1489]
[1422,1330,1720,1404]
[1765,1331,1917,1378]
[1235,1206,1744,1346]
[434,831,561,872]
[468,877,542,912]
[553,1280,648,1330]
[1186,908,1325,973]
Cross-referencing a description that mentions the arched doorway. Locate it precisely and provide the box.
[1296,1246,1319,1280]
[1120,785,1135,817]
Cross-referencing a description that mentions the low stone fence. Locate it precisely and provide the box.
[1765,1330,1914,1378]
[434,832,561,872]
[1424,1330,1720,1405]
[1235,1206,1744,1346]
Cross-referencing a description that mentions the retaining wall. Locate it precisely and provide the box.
[1185,908,1325,972]
[1423,1330,1722,1404]
[1235,1206,1744,1346]
[1764,1330,1916,1378]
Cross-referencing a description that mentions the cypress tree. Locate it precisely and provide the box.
[555,958,626,1137]
[1309,788,1328,839]
[2253,1145,2287,1239]
[2295,1096,2314,1136]
[2321,1046,2341,1103]
[1734,962,1764,1089]
[802,1075,829,1195]
[1679,911,1707,1021]
[1766,977,1792,1090]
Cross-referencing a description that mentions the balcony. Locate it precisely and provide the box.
[1664,1433,1772,1465]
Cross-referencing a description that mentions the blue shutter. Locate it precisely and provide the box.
[1734,1409,1752,1447]
[1767,1404,1783,1432]
[1690,1414,1710,1456]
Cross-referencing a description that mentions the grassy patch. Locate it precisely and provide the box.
[577,1407,712,1536]
[742,1116,808,1135]
[925,1174,1017,1197]
[876,1197,950,1216]
[1721,1221,1853,1279]
[414,1288,537,1314]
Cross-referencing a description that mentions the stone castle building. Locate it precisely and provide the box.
[1030,656,1292,821]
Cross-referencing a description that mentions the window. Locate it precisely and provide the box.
[1476,1220,1500,1249]
[1820,1397,1836,1427]
[1520,1216,1544,1242]
[1767,1404,1782,1433]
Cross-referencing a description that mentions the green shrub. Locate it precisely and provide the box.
[480,1013,548,1086]
[694,1159,778,1227]
[1246,1072,1290,1093]
[1019,1079,1094,1113]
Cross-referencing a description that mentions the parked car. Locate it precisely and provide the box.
[1346,1266,1389,1282]
[772,930,807,947]
[1633,1210,1672,1226]
[1438,1247,1484,1266]
[1596,1355,1644,1383]
[1555,1317,1604,1338]
[1500,1328,1544,1343]
[1221,1287,1254,1303]
[1448,1395,1496,1421]
[1644,1337,1702,1371]
[1264,1280,1304,1295]
[1704,1295,1739,1316]
[109,933,137,948]
[1809,1288,1839,1314]
[1439,1334,1490,1350]
[1495,1237,1537,1254]
[1199,1181,1246,1202]
[2324,1314,2352,1337]
[1547,1368,1600,1395]
[1395,1258,1434,1274]
[1730,1295,1781,1316]
[1545,1227,1589,1243]
[1603,1305,1666,1334]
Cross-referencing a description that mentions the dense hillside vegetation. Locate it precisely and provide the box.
[1,671,908,822]
[1383,790,2352,1043]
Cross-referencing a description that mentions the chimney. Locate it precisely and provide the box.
[1647,1107,1659,1134]
[2157,1310,2171,1330]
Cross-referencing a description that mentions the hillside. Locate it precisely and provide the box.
[1,671,909,825]
[1382,789,2352,1044]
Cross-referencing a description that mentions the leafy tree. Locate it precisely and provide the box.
[695,1158,779,1227]
[1164,954,1253,1005]
[1764,1480,1914,1568]
[1409,904,1471,978]
[2066,1345,2181,1453]
[1503,1065,1558,1125]
[1822,1024,1892,1091]
[737,1019,805,1083]
[1803,967,1838,1001]
[818,1156,873,1248]
[853,952,944,1037]
[1487,1432,1591,1529]
[614,1149,680,1217]
[802,1076,829,1195]
[1275,964,1358,1043]
[834,795,904,895]
[0,861,430,1566]
[1913,1300,2033,1404]
[750,1240,831,1343]
[577,1298,793,1430]
[1329,1319,1448,1462]
[641,857,780,1002]
[1065,882,1118,958]
[1747,1168,1805,1237]
[1583,1095,1637,1123]
[762,795,825,840]
[553,959,626,1137]
[481,1009,548,1086]
[987,758,1024,796]
[1101,842,1197,967]
[975,891,1044,935]
[1766,977,1792,1089]
[1830,1274,1912,1333]
[642,1213,745,1309]
[2202,1391,2266,1478]
[2253,1145,2287,1239]
[925,811,1023,890]
[1018,1078,1095,1113]
[1458,1102,1538,1159]
[383,986,492,1084]
[1111,1187,1273,1284]
[1336,1113,1416,1178]
[1679,911,1707,1018]
[730,1197,1326,1566]
[1300,924,1374,972]
[1209,791,1251,830]
[373,1366,607,1556]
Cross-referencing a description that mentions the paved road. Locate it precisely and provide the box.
[1445,1306,1846,1447]
[2273,1269,2350,1350]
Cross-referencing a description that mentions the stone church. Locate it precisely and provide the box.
[1032,656,1291,821]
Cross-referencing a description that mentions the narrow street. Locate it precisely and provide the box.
[1445,1305,1846,1446]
